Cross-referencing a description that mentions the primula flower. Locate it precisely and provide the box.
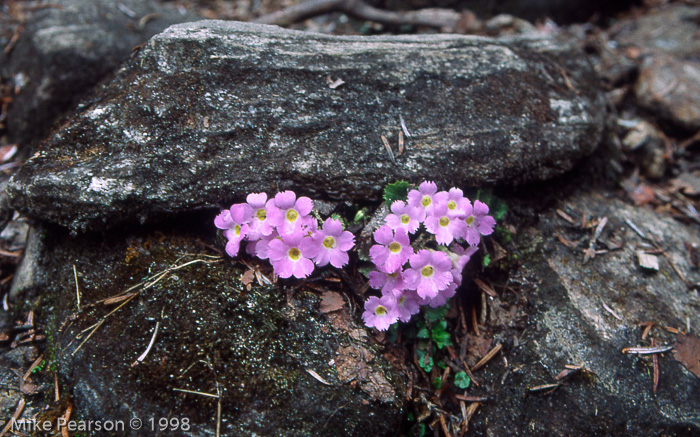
[304,218,354,268]
[267,230,316,279]
[424,203,467,245]
[424,282,457,308]
[449,244,478,271]
[369,225,413,272]
[268,191,314,235]
[463,200,496,246]
[385,200,423,233]
[251,230,279,259]
[369,267,408,294]
[246,192,274,239]
[445,188,470,217]
[362,295,399,331]
[404,249,453,300]
[407,181,448,217]
[392,290,422,322]
[215,204,253,257]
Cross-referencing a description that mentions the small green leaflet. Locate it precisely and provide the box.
[454,371,471,389]
[432,376,443,389]
[431,320,452,349]
[476,189,507,221]
[483,254,491,267]
[417,349,434,373]
[383,180,410,205]
[424,305,448,323]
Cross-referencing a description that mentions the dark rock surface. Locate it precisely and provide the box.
[7,20,606,232]
[21,223,404,436]
[468,190,700,434]
[0,0,199,152]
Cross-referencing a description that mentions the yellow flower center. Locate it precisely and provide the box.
[389,242,401,253]
[286,210,298,222]
[388,271,399,279]
[234,225,241,236]
[439,217,450,227]
[421,266,434,277]
[421,196,432,207]
[401,214,410,224]
[376,305,387,316]
[466,216,475,226]
[256,209,267,220]
[447,200,457,210]
[323,236,336,249]
[288,247,301,260]
[398,296,405,305]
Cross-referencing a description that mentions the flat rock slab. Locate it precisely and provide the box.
[7,21,605,232]
[480,191,700,434]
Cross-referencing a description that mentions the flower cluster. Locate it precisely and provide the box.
[362,181,496,331]
[215,191,355,278]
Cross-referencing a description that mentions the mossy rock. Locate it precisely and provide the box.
[33,222,404,436]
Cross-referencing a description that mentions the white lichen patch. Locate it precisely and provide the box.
[550,99,587,124]
[122,128,150,144]
[87,177,136,198]
[86,105,110,120]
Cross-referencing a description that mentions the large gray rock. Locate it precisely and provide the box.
[468,190,700,434]
[7,20,606,232]
[610,4,700,132]
[25,225,404,436]
[0,0,199,152]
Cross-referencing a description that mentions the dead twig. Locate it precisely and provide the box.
[472,343,502,372]
[583,217,607,264]
[131,321,160,367]
[254,0,461,31]
[0,398,25,437]
[622,345,674,354]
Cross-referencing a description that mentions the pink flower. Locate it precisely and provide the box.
[251,230,279,259]
[369,267,408,294]
[463,200,496,246]
[267,191,314,235]
[424,203,467,245]
[385,200,424,234]
[425,283,457,308]
[449,244,478,271]
[369,225,413,272]
[392,290,422,322]
[246,192,274,239]
[445,188,470,217]
[267,230,316,279]
[362,295,399,331]
[407,181,448,217]
[304,218,355,268]
[404,249,453,300]
[215,204,253,257]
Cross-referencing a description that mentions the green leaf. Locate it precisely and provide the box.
[454,371,471,389]
[383,180,410,205]
[476,189,507,221]
[431,320,452,349]
[353,207,369,223]
[491,198,508,221]
[483,254,491,268]
[424,305,448,323]
[436,360,447,370]
[416,349,434,373]
[432,376,443,389]
[417,327,430,339]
